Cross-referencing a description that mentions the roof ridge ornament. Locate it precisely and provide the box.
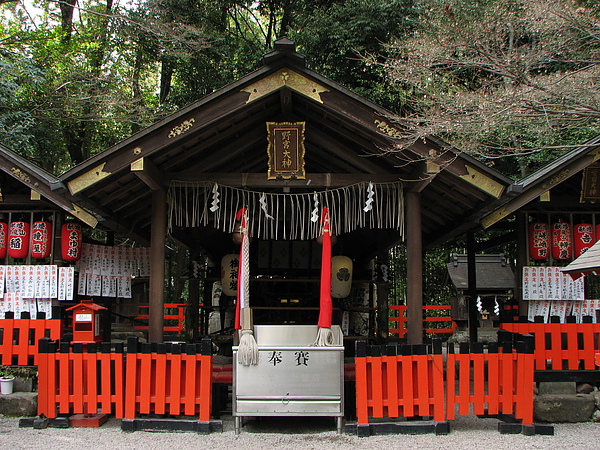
[263,36,306,67]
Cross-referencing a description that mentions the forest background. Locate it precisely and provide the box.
[2,0,600,312]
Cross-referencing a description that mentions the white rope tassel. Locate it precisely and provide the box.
[238,329,259,366]
[314,327,335,346]
[237,212,259,366]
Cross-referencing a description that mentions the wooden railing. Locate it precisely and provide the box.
[354,341,445,425]
[388,305,456,338]
[0,313,62,366]
[445,341,535,425]
[36,337,213,423]
[501,318,600,371]
[134,303,186,334]
[124,337,212,421]
[354,335,535,429]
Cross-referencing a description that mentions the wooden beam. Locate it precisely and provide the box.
[61,89,254,193]
[306,127,390,174]
[168,172,402,188]
[173,125,268,176]
[131,157,165,191]
[481,146,600,229]
[149,189,167,343]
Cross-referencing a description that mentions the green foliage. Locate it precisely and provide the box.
[0,365,37,380]
[290,0,420,111]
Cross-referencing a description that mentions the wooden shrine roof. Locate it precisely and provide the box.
[5,38,516,263]
[0,142,97,221]
[480,134,600,231]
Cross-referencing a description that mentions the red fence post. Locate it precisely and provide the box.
[0,317,15,365]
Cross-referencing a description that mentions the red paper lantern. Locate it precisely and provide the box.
[31,221,52,259]
[528,222,549,260]
[552,222,572,260]
[596,224,600,242]
[9,221,30,259]
[61,222,83,261]
[0,222,7,259]
[573,223,594,258]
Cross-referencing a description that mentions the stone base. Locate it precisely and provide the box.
[534,394,596,423]
[0,392,37,417]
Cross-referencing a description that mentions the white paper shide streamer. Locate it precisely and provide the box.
[167,181,404,240]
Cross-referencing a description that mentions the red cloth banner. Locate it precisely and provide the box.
[318,207,333,328]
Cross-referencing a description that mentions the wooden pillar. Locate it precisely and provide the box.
[516,211,528,317]
[376,252,390,342]
[467,231,478,343]
[406,191,423,345]
[149,189,166,343]
[187,254,200,341]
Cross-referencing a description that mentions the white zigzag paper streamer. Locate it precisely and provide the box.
[311,193,319,223]
[363,182,374,212]
[209,184,220,212]
[259,193,274,219]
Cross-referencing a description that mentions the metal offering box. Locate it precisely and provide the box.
[232,325,344,434]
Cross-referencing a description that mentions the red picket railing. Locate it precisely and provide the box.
[355,348,445,425]
[501,321,600,370]
[36,338,213,423]
[134,303,186,334]
[37,341,125,419]
[354,338,535,428]
[445,344,535,426]
[0,317,62,366]
[389,305,456,338]
[123,340,212,422]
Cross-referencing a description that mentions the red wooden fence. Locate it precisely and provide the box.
[124,341,212,422]
[445,342,535,426]
[354,338,535,427]
[0,316,62,366]
[501,320,600,370]
[134,303,186,334]
[36,337,213,423]
[37,341,125,419]
[355,344,445,425]
[389,305,456,338]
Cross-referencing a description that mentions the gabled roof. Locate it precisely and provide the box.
[480,134,600,230]
[51,38,514,261]
[0,142,98,224]
[561,239,600,277]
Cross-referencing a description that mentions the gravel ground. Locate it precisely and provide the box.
[1,414,599,450]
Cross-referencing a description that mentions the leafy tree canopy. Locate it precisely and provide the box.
[379,0,600,178]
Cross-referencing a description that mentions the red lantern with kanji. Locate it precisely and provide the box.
[573,223,594,257]
[9,221,30,259]
[61,222,82,261]
[0,222,7,259]
[552,221,572,260]
[31,221,52,259]
[528,222,549,260]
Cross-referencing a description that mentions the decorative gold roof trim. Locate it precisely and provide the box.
[242,68,328,104]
